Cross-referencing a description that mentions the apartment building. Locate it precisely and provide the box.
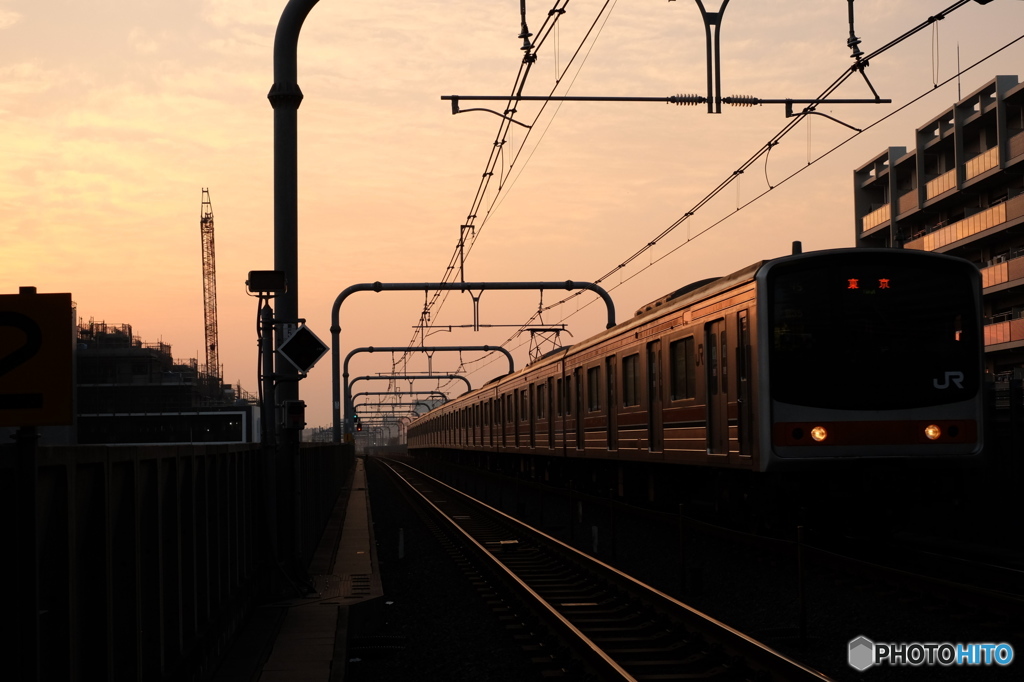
[854,75,1024,380]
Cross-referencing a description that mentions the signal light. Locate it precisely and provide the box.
[924,424,941,440]
[810,426,828,442]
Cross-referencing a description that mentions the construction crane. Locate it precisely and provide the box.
[200,188,220,379]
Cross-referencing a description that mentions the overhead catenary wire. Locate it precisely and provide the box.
[499,0,994,326]
[397,0,1009,392]
[512,28,1024,336]
[395,0,613,392]
[458,30,1024,381]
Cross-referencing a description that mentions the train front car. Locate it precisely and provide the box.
[758,248,984,471]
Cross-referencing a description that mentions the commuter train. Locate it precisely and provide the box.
[407,248,984,472]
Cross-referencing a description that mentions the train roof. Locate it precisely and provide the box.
[416,260,769,418]
[513,259,768,375]
[631,262,765,322]
[633,277,722,316]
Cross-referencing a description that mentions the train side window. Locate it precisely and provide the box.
[622,354,640,406]
[521,390,528,421]
[587,366,601,411]
[565,376,572,415]
[670,337,696,400]
[537,383,546,419]
[556,378,563,416]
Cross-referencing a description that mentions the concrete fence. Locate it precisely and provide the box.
[1,439,352,681]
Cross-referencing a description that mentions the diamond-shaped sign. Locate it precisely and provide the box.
[278,325,329,374]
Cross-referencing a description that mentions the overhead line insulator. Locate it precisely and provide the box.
[669,94,707,106]
[724,95,759,107]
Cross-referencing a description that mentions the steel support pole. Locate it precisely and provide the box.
[694,0,730,114]
[269,0,319,582]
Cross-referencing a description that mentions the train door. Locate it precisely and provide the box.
[488,399,495,448]
[574,368,584,450]
[556,377,564,453]
[606,356,618,450]
[500,395,506,447]
[706,319,729,455]
[547,377,555,449]
[514,390,520,447]
[505,394,512,447]
[529,384,536,448]
[737,310,753,457]
[647,340,663,452]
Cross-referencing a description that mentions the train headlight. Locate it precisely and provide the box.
[924,424,942,440]
[810,426,828,442]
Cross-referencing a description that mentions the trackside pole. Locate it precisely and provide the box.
[269,0,320,590]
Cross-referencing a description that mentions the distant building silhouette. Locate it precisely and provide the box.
[2,314,258,445]
[73,318,259,445]
[854,74,1024,381]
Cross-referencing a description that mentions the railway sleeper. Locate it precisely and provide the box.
[513,571,583,583]
[606,639,707,659]
[578,620,665,636]
[626,662,733,681]
[504,560,577,573]
[557,602,636,618]
[569,608,655,626]
[534,588,610,603]
[592,630,694,647]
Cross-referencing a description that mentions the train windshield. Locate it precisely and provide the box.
[767,252,980,410]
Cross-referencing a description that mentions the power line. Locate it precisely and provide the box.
[399,0,1009,392]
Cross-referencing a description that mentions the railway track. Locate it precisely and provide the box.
[377,457,831,681]
[436,458,1024,624]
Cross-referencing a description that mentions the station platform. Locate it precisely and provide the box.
[225,455,384,682]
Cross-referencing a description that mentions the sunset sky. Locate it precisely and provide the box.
[3,0,1024,431]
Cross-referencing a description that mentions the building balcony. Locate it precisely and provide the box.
[1010,130,1024,161]
[925,168,957,200]
[897,189,918,215]
[965,146,999,181]
[905,194,1024,252]
[906,202,1006,251]
[981,253,1024,290]
[861,203,890,231]
[985,317,1024,347]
